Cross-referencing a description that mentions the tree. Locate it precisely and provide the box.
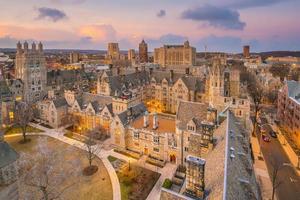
[14,101,34,143]
[269,65,290,81]
[18,137,81,200]
[270,157,283,200]
[83,130,102,176]
[244,72,264,136]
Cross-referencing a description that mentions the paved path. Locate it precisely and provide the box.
[14,123,177,200]
[26,123,122,200]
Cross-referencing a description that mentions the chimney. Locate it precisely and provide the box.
[143,111,149,127]
[185,68,190,76]
[153,112,158,130]
[135,67,139,73]
[149,68,153,76]
[170,70,174,82]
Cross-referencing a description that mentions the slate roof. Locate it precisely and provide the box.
[52,97,68,108]
[117,103,147,126]
[0,142,19,168]
[75,92,112,111]
[176,101,209,130]
[103,70,206,96]
[286,80,300,103]
[224,112,260,200]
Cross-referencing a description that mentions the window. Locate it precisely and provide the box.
[184,147,188,152]
[153,147,159,152]
[153,136,159,144]
[134,132,139,139]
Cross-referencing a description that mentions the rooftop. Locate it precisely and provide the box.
[130,113,176,134]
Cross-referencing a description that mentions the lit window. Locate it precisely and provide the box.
[153,136,159,144]
[9,112,14,120]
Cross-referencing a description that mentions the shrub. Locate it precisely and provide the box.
[162,178,172,189]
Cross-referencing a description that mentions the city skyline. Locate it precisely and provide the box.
[0,0,299,52]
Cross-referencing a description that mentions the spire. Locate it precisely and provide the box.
[32,42,36,51]
[38,42,43,52]
[24,41,28,51]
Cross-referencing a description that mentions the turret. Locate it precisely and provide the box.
[38,42,43,52]
[23,41,28,52]
[16,41,22,54]
[32,42,36,51]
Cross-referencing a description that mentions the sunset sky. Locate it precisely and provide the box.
[0,0,299,52]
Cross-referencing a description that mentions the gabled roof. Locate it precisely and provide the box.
[0,142,19,168]
[52,97,68,108]
[286,80,300,103]
[176,101,208,130]
[117,103,147,126]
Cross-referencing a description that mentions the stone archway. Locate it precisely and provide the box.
[169,154,176,163]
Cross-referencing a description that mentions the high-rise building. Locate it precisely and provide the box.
[69,52,80,64]
[139,40,148,63]
[243,45,250,58]
[154,41,196,67]
[15,41,47,103]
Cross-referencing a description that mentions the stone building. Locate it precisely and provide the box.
[15,41,47,103]
[69,52,80,64]
[139,40,148,63]
[0,130,19,200]
[154,41,196,67]
[97,68,206,114]
[128,49,136,64]
[277,80,300,147]
[185,156,205,199]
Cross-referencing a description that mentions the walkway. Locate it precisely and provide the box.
[27,123,121,200]
[24,123,177,200]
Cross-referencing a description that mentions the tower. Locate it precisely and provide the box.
[139,39,148,63]
[243,45,250,58]
[15,42,47,103]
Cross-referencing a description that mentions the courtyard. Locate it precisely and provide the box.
[5,135,113,200]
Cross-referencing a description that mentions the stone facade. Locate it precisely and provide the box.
[15,41,47,103]
[154,41,196,67]
[277,80,300,147]
[139,40,148,63]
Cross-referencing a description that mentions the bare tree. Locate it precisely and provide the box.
[83,130,102,176]
[14,101,34,143]
[270,157,283,200]
[18,137,81,200]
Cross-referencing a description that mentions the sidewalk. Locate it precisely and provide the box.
[251,136,276,200]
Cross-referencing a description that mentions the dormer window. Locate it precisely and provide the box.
[187,125,195,131]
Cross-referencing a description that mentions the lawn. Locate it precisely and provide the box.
[5,135,113,200]
[4,125,43,135]
[109,158,160,200]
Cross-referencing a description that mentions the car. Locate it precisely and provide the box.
[262,134,271,142]
[269,131,277,138]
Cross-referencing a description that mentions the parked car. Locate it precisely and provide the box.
[262,134,271,142]
[269,130,277,138]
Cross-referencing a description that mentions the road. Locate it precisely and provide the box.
[257,115,300,200]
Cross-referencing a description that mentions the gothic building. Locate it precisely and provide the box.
[15,41,47,103]
[139,40,148,63]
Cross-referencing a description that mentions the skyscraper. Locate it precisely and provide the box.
[15,41,47,103]
[139,40,148,63]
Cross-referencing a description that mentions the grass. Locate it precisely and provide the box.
[4,125,44,135]
[108,155,118,162]
[116,164,160,200]
[5,135,113,200]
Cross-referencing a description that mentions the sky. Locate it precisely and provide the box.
[0,0,299,52]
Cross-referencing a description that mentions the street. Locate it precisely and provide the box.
[257,114,300,200]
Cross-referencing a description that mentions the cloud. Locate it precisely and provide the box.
[79,24,117,42]
[181,5,246,30]
[36,7,67,22]
[157,9,166,18]
[49,0,87,4]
